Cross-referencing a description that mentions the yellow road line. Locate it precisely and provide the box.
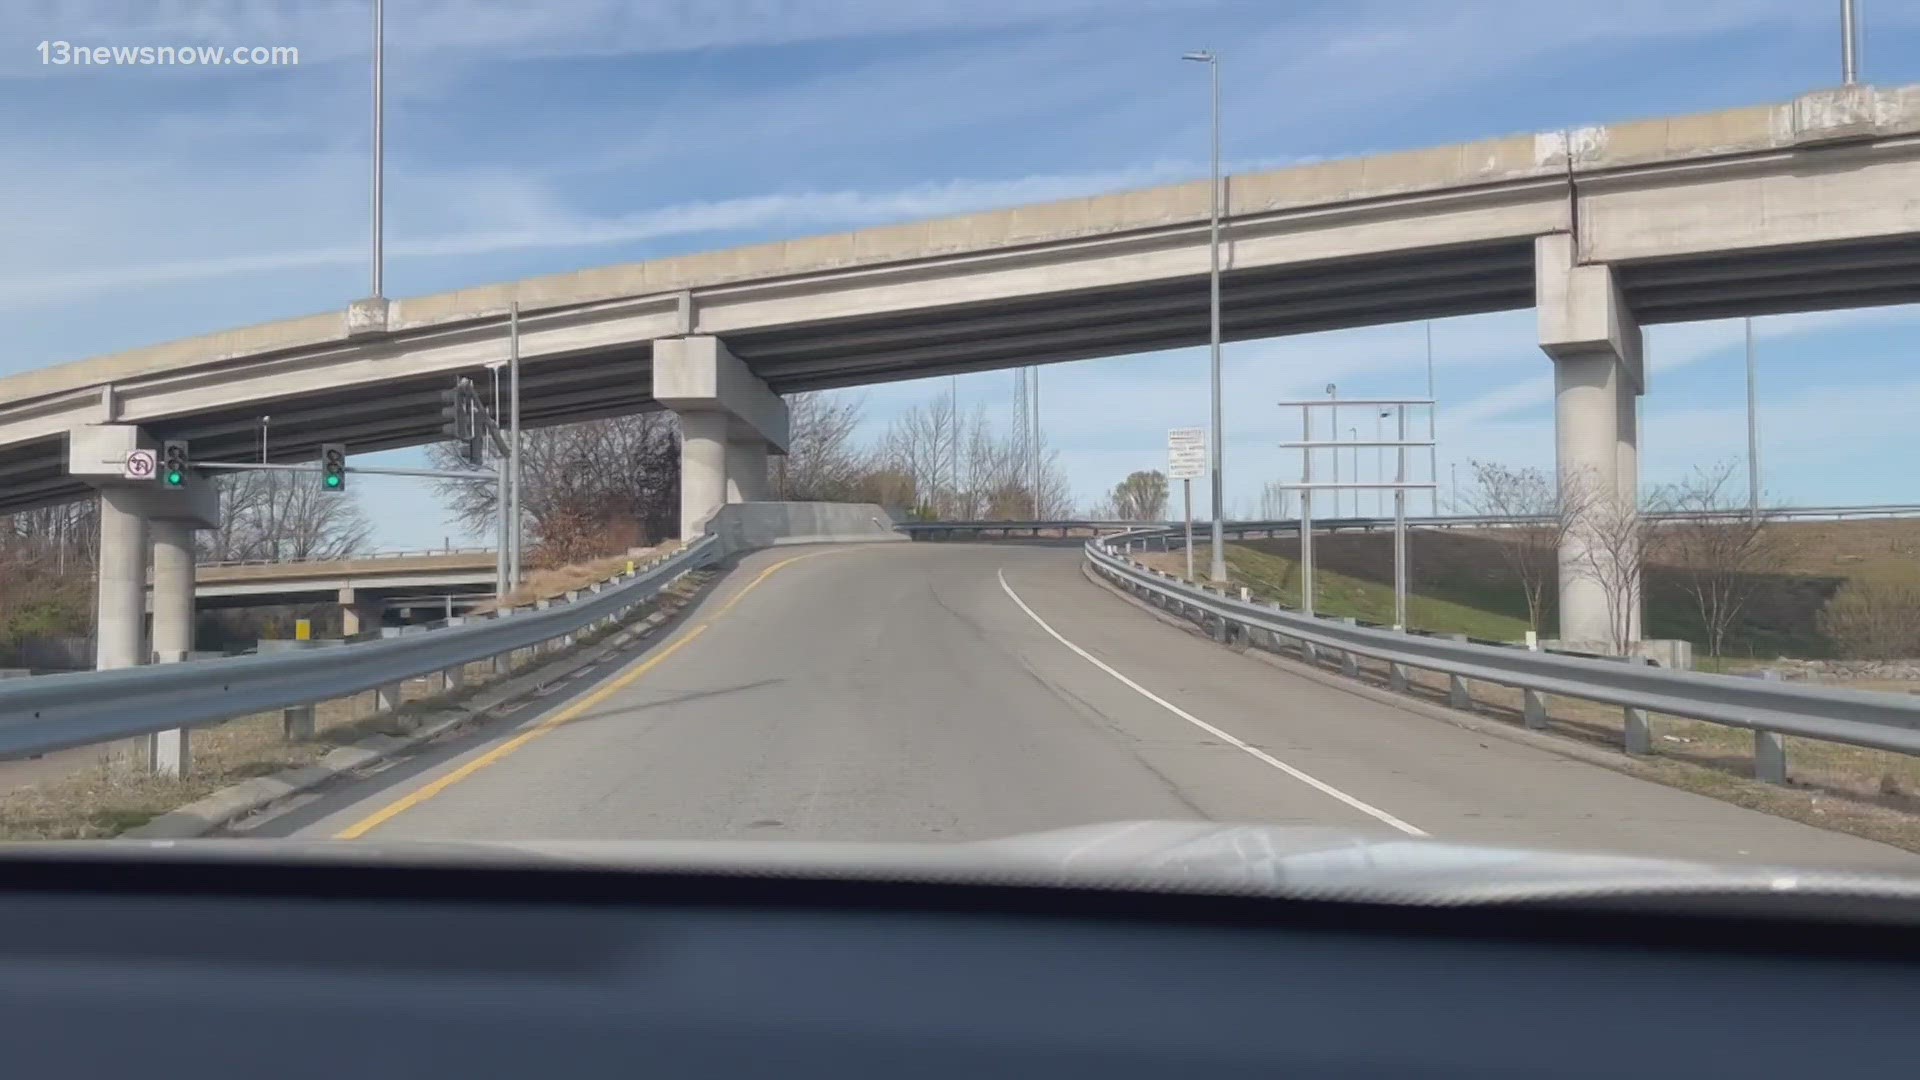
[332,548,838,840]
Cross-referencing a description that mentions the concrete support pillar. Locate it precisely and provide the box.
[653,336,790,540]
[724,436,769,502]
[283,704,315,741]
[678,411,729,539]
[96,488,149,671]
[1537,234,1645,647]
[150,521,195,663]
[339,588,383,636]
[149,520,196,777]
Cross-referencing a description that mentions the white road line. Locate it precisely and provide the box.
[996,569,1427,838]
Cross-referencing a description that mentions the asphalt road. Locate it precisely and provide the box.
[244,542,1918,870]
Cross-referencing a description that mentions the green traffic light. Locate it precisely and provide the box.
[166,472,183,485]
[325,474,341,488]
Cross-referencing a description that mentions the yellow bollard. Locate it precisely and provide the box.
[626,559,635,575]
[294,618,311,641]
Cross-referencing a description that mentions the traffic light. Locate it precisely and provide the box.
[161,440,188,488]
[320,443,347,492]
[439,386,478,441]
[438,382,484,465]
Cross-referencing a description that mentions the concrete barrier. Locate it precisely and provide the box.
[706,502,910,555]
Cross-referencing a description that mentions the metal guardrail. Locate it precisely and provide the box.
[1085,529,1920,783]
[902,503,1920,541]
[0,536,721,760]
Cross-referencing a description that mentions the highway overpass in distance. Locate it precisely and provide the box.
[152,551,499,633]
[14,81,1920,667]
[5,81,1920,517]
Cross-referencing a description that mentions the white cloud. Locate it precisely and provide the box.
[0,160,1195,306]
[4,0,1205,74]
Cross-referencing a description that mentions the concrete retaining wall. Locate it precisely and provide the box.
[706,502,908,555]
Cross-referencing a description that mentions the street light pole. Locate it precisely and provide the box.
[1426,320,1438,516]
[1031,367,1041,519]
[508,302,522,589]
[1185,48,1226,581]
[1746,317,1761,522]
[1842,0,1860,85]
[371,0,384,299]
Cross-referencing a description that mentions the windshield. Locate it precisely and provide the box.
[5,1,1920,889]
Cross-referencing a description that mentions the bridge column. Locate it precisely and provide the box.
[95,487,149,672]
[653,336,790,540]
[148,520,199,776]
[1537,234,1644,646]
[150,522,196,664]
[339,588,384,636]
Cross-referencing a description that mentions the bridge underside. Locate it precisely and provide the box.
[5,232,1920,515]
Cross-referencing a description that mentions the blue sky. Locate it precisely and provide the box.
[6,1,1920,545]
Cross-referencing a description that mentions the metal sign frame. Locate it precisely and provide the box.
[1275,398,1437,629]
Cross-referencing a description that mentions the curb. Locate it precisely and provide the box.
[122,592,697,840]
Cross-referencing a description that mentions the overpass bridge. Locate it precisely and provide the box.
[171,549,499,630]
[7,82,1920,668]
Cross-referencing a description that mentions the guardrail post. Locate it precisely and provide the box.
[282,704,315,741]
[1338,619,1360,677]
[1624,705,1652,755]
[1388,663,1409,692]
[491,607,514,673]
[1523,688,1548,730]
[1441,634,1473,709]
[1620,655,1654,753]
[1754,669,1788,783]
[376,680,404,714]
[1448,675,1473,710]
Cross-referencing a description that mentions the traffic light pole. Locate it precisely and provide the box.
[193,462,497,481]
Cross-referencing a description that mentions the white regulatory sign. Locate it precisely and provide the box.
[123,448,157,480]
[1167,427,1206,480]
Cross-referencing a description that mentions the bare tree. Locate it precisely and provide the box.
[1258,479,1292,520]
[777,391,868,501]
[1110,470,1169,521]
[877,398,961,517]
[1651,462,1788,658]
[1468,460,1587,636]
[1567,466,1646,655]
[1821,582,1920,659]
[196,467,372,562]
[430,412,680,561]
[872,392,1070,520]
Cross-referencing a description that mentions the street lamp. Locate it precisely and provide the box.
[1183,48,1226,581]
[1842,0,1860,85]
[371,0,384,299]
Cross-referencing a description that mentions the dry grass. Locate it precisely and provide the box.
[469,546,671,614]
[0,571,709,840]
